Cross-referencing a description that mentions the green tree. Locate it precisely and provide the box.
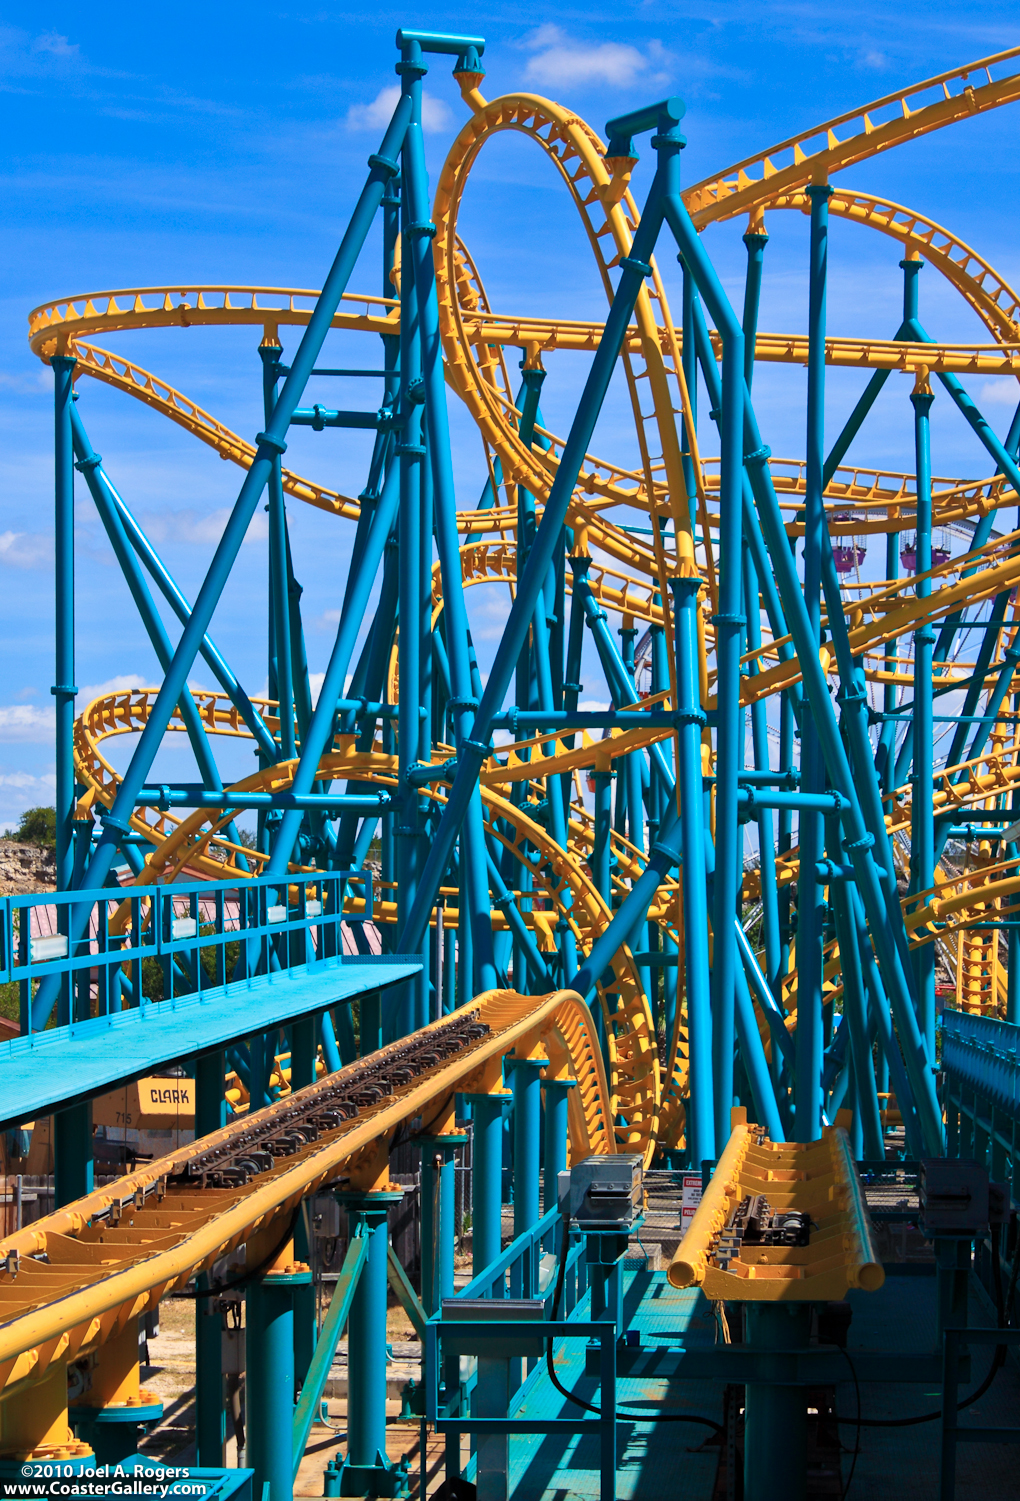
[4,806,56,848]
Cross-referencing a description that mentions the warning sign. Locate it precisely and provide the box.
[681,1173,703,1228]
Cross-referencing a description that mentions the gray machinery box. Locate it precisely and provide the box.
[919,1158,989,1237]
[561,1154,644,1231]
[440,1298,546,1358]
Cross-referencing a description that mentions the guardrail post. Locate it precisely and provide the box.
[599,1324,617,1501]
[586,1232,626,1341]
[935,1238,972,1348]
[940,1327,961,1501]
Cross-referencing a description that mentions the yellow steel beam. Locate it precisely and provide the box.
[0,991,608,1401]
[685,47,1020,229]
[667,1121,884,1301]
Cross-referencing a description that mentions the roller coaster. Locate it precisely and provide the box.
[4,29,1020,1501]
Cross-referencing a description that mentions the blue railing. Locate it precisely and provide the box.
[424,1206,594,1489]
[424,1320,618,1501]
[455,1202,585,1307]
[942,1008,1020,1120]
[0,869,374,1034]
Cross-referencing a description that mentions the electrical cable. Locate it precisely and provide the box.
[174,1207,301,1298]
[837,1222,1019,1433]
[840,1337,862,1500]
[545,1211,722,1432]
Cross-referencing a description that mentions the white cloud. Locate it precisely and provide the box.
[78,674,151,703]
[0,369,49,394]
[522,26,651,88]
[0,706,53,743]
[976,379,1020,409]
[32,32,78,58]
[0,675,152,742]
[0,767,57,834]
[344,84,452,134]
[137,507,268,547]
[306,672,355,707]
[0,769,55,793]
[0,531,51,569]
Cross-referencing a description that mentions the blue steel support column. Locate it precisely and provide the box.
[35,98,414,1027]
[52,349,84,1226]
[743,547,781,992]
[419,1139,458,1316]
[52,356,92,1196]
[419,1133,461,1479]
[910,374,937,1062]
[795,181,834,1144]
[402,41,496,1002]
[670,575,714,1166]
[398,120,670,956]
[1009,748,1020,1024]
[669,178,942,1150]
[54,1102,93,1209]
[340,1194,407,1496]
[671,114,744,1154]
[394,51,426,1041]
[741,225,769,391]
[52,352,77,893]
[879,525,901,794]
[680,259,698,506]
[743,1303,812,1501]
[592,760,614,906]
[196,1050,227,1468]
[290,1017,316,1091]
[542,1078,576,1218]
[262,341,296,764]
[248,1260,308,1501]
[509,1056,546,1247]
[825,822,884,1160]
[465,1092,511,1282]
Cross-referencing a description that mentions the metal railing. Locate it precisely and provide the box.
[0,869,374,1035]
[424,1205,595,1490]
[941,1326,1020,1501]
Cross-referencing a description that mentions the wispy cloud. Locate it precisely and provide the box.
[976,379,1020,408]
[0,765,57,832]
[0,705,53,743]
[0,368,50,394]
[0,768,55,792]
[0,674,153,742]
[521,25,667,89]
[344,84,452,133]
[138,507,268,547]
[0,531,51,569]
[78,674,152,704]
[32,32,78,59]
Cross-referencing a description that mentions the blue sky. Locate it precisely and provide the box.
[1,1,1019,831]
